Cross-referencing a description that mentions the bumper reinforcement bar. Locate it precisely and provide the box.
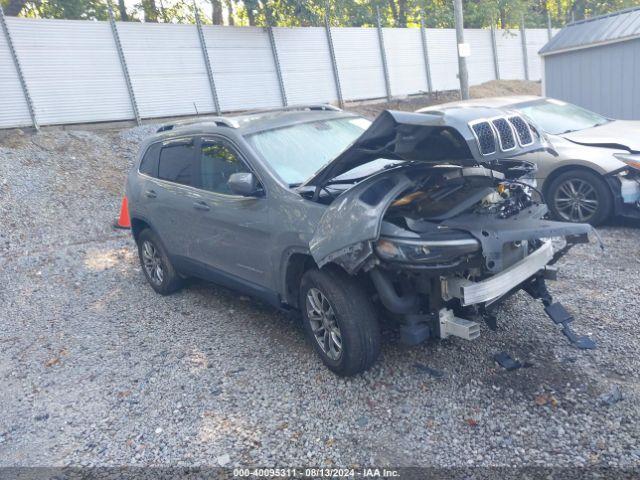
[443,240,554,306]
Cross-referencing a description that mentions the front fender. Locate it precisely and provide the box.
[309,170,414,273]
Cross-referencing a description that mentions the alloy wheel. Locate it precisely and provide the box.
[306,287,343,361]
[553,178,599,222]
[141,240,164,285]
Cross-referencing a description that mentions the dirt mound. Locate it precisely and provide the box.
[348,80,541,119]
[471,80,541,98]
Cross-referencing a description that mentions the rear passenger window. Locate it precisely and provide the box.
[158,142,194,186]
[139,143,160,176]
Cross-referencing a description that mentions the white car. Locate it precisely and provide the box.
[418,96,640,224]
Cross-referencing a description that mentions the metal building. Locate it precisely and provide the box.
[540,6,640,120]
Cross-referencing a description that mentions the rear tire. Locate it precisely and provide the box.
[137,229,183,295]
[299,266,381,376]
[545,169,612,225]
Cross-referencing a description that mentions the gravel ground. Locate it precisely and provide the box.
[1,89,640,469]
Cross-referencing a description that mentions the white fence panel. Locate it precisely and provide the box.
[425,29,458,91]
[383,28,428,96]
[204,26,282,111]
[273,27,337,105]
[495,29,525,80]
[331,27,387,101]
[0,18,548,129]
[118,22,214,119]
[465,29,495,85]
[7,18,132,125]
[0,21,31,128]
[525,29,548,80]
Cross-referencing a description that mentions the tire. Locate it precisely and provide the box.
[299,266,381,376]
[545,169,613,225]
[136,229,183,295]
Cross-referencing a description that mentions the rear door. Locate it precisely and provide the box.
[189,136,273,289]
[141,136,200,260]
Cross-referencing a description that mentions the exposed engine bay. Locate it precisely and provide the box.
[303,109,598,350]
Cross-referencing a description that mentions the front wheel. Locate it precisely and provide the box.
[546,169,612,225]
[137,229,183,295]
[299,266,381,376]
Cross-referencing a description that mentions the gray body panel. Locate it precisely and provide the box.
[309,168,414,271]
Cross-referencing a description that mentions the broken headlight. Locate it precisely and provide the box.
[375,237,480,265]
[614,153,640,171]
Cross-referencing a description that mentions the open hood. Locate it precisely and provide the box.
[302,108,549,188]
[562,120,640,153]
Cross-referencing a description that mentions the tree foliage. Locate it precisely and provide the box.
[2,0,639,28]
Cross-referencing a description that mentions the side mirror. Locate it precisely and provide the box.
[228,172,262,197]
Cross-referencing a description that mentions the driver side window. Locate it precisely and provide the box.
[199,140,250,194]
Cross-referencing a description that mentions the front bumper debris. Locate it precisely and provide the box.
[524,274,596,350]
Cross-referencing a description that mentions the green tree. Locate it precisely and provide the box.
[3,0,640,26]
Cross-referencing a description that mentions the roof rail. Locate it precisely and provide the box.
[155,104,341,133]
[156,116,238,133]
[240,104,342,115]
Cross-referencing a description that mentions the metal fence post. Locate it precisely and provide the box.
[193,2,220,115]
[267,25,287,107]
[324,12,343,108]
[375,6,392,101]
[0,5,38,130]
[107,2,140,125]
[490,24,500,80]
[520,15,530,81]
[419,17,433,95]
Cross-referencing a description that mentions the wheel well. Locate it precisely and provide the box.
[542,165,611,200]
[284,253,318,308]
[130,218,150,243]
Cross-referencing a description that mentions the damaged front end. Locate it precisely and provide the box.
[303,109,599,349]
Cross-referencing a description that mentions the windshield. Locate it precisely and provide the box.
[245,117,371,185]
[517,99,610,135]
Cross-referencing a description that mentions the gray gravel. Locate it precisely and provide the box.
[1,115,639,468]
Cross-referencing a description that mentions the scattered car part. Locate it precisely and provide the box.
[493,352,523,371]
[524,274,596,350]
[438,308,480,341]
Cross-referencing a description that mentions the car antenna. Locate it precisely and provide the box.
[193,102,200,116]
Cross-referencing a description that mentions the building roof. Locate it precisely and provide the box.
[539,6,640,56]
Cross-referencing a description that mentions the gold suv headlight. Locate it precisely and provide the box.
[614,153,640,171]
[375,237,480,264]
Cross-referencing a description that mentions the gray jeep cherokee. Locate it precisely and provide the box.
[126,105,597,376]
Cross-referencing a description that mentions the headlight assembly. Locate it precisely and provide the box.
[614,153,640,171]
[375,237,480,265]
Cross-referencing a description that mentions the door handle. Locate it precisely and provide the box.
[193,201,210,211]
[144,189,157,198]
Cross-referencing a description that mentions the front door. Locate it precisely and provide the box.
[189,136,273,291]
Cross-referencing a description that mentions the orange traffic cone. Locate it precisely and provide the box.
[114,196,131,229]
